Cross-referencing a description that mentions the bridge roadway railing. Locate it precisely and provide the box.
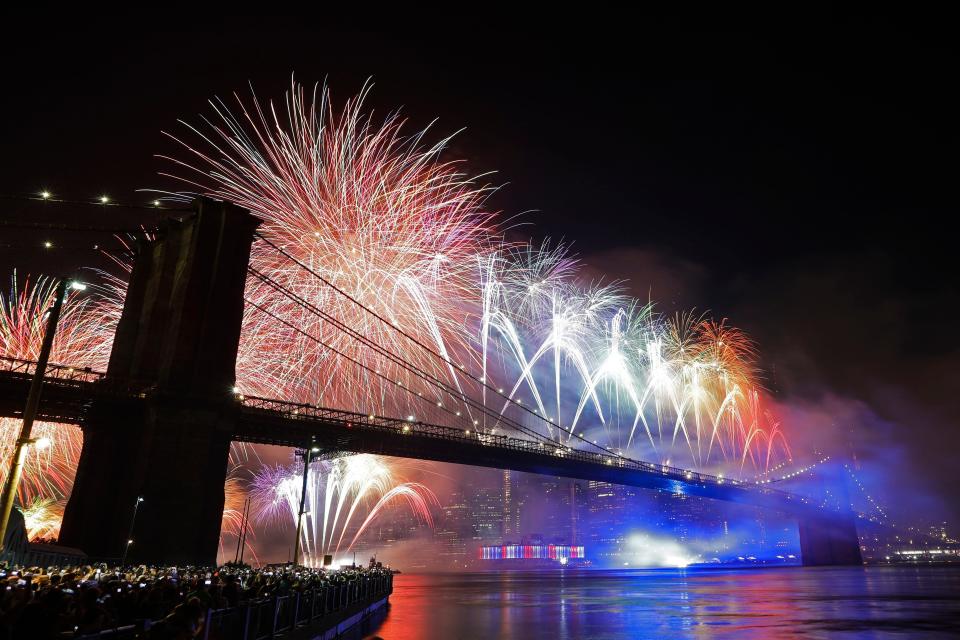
[0,356,152,423]
[0,354,105,384]
[0,355,151,397]
[0,356,813,509]
[238,395,813,508]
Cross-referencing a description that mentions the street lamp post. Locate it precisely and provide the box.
[293,443,320,566]
[120,496,144,566]
[0,279,70,551]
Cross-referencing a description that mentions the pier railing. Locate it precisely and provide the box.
[201,572,393,640]
[72,573,393,640]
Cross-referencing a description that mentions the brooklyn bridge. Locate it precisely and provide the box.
[0,199,862,567]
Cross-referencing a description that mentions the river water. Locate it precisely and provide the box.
[353,567,960,639]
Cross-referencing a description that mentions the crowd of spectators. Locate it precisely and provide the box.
[0,561,391,639]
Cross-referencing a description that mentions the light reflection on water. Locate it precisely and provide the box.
[353,567,960,639]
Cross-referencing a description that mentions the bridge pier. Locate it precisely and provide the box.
[59,199,260,564]
[798,513,863,566]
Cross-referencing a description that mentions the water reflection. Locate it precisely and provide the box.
[358,567,960,638]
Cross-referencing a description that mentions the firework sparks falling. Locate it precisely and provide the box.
[250,454,437,566]
[477,242,790,470]
[218,463,260,565]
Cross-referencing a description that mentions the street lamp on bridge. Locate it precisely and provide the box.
[120,496,144,567]
[292,441,321,566]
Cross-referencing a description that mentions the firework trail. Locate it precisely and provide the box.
[250,454,437,566]
[477,242,790,470]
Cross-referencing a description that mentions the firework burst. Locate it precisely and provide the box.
[18,497,64,540]
[250,454,437,566]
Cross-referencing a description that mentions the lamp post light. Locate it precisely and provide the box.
[292,443,321,566]
[120,496,144,566]
[24,437,52,450]
[0,279,81,551]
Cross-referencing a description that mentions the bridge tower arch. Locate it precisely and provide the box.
[59,198,260,564]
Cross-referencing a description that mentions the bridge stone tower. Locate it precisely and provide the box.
[795,462,864,566]
[59,198,260,564]
[798,514,863,565]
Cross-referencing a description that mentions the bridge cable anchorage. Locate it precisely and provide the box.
[253,233,619,457]
[244,269,558,449]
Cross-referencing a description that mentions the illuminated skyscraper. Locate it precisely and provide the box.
[470,484,503,541]
[502,469,520,539]
[435,488,471,568]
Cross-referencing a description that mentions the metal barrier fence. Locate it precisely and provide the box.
[0,545,88,568]
[69,574,392,640]
[201,573,393,640]
[75,625,138,640]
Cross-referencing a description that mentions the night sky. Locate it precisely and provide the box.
[2,23,956,524]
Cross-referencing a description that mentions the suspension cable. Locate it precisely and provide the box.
[247,267,561,447]
[253,232,615,456]
[243,297,483,430]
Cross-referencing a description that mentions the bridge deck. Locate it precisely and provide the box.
[234,395,821,517]
[0,360,824,519]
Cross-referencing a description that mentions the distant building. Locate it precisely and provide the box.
[434,488,471,568]
[469,484,503,541]
[857,518,960,564]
